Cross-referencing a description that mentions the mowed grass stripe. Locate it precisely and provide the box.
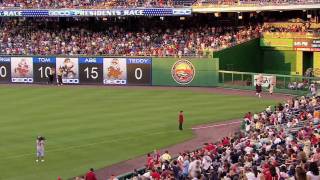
[0,86,277,180]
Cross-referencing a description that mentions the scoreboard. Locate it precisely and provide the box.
[0,57,11,83]
[127,58,152,85]
[0,56,152,85]
[79,57,103,84]
[33,57,56,83]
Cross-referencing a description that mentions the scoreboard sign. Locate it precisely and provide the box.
[33,57,56,83]
[79,57,103,84]
[11,57,33,83]
[0,57,11,83]
[0,56,153,85]
[127,58,152,85]
[56,57,79,84]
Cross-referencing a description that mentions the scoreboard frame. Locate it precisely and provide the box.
[0,56,153,86]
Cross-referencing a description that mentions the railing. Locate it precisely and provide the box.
[219,70,320,95]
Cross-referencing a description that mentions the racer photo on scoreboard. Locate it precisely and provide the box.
[103,58,127,85]
[56,57,79,84]
[11,57,33,83]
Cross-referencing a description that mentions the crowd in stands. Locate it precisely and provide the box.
[262,23,309,33]
[0,18,259,56]
[120,95,320,180]
[0,17,314,57]
[0,0,195,8]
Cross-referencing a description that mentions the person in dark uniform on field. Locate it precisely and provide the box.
[256,83,262,98]
[178,111,184,130]
[255,74,263,98]
[48,67,55,84]
[57,67,63,86]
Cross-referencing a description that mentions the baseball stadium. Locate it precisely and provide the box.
[0,1,320,180]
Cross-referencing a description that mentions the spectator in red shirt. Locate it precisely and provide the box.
[151,168,161,180]
[146,153,154,170]
[179,110,184,130]
[85,168,97,180]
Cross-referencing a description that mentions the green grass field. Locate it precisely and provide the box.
[0,86,277,180]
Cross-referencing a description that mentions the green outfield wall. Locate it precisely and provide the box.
[152,58,219,86]
[262,49,297,75]
[213,39,262,72]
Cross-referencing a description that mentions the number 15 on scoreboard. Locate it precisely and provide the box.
[79,57,103,84]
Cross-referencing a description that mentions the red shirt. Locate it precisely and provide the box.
[151,172,161,180]
[85,171,97,180]
[146,156,154,169]
[179,114,184,123]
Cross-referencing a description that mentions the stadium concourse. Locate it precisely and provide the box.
[83,92,320,180]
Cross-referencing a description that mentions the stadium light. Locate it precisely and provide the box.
[160,17,164,20]
[180,17,185,20]
[307,14,312,19]
[214,12,220,17]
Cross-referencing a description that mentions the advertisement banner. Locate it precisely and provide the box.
[103,58,127,85]
[293,38,313,48]
[152,58,219,87]
[292,39,320,51]
[253,75,276,88]
[0,8,192,17]
[11,57,33,83]
[312,39,320,48]
[260,38,293,47]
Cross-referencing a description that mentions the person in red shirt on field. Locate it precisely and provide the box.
[85,168,97,180]
[179,110,184,130]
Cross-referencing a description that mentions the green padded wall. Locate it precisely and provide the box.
[213,39,262,73]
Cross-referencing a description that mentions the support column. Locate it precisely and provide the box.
[296,51,303,75]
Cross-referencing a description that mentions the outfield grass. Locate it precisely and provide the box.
[0,86,277,180]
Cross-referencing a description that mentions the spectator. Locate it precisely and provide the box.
[307,162,320,180]
[160,150,171,162]
[85,168,97,180]
[296,166,307,180]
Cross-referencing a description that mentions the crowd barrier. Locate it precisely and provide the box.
[219,70,320,95]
